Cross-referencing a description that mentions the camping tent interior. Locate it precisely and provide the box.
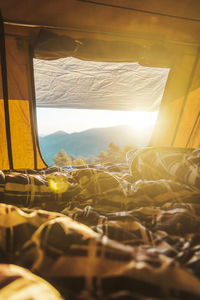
[1,0,200,169]
[1,1,200,299]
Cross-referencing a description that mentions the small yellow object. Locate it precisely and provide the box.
[47,174,69,193]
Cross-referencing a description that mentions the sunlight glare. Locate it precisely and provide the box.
[37,108,158,136]
[128,111,158,132]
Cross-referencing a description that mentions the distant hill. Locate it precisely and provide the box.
[39,125,151,165]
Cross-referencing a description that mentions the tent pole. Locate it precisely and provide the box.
[0,12,13,169]
[28,45,38,170]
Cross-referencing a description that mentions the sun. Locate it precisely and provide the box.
[37,108,158,137]
[129,111,158,132]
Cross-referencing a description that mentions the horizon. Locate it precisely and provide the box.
[39,123,148,137]
[38,115,156,165]
[36,107,158,137]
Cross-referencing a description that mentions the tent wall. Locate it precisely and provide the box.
[150,46,200,148]
[0,27,46,169]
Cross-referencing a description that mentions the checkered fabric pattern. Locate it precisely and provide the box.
[1,166,126,213]
[0,264,63,299]
[0,147,199,298]
[15,211,200,299]
[0,203,63,261]
[127,147,200,188]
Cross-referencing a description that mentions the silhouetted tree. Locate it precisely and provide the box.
[54,150,72,167]
[73,157,86,165]
[107,142,121,154]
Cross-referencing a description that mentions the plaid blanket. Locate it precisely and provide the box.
[0,264,63,299]
[0,147,200,299]
[127,147,200,187]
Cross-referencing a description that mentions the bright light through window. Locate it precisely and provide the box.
[36,108,158,136]
[34,57,168,166]
[37,108,158,165]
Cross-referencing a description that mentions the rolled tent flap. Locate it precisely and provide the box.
[0,26,46,169]
[34,29,175,67]
[34,57,169,111]
[34,30,82,60]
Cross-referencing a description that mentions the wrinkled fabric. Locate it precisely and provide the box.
[34,57,169,111]
[127,147,200,188]
[0,147,200,299]
[0,264,63,300]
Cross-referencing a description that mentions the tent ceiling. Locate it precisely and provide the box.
[1,0,200,64]
[2,1,200,42]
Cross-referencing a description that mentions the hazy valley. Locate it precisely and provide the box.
[39,125,150,165]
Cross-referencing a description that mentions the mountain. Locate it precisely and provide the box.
[39,125,151,165]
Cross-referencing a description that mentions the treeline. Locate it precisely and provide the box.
[54,142,134,166]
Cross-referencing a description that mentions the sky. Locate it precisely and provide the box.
[36,107,158,136]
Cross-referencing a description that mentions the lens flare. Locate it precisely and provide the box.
[47,174,69,193]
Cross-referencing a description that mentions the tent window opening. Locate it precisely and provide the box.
[34,57,169,166]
